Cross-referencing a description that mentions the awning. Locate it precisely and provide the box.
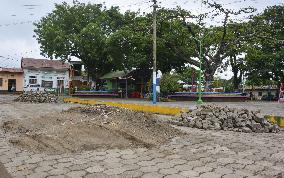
[100,70,130,79]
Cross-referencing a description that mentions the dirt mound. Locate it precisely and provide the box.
[2,105,182,153]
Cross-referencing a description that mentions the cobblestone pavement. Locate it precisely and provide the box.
[0,127,283,178]
[1,95,284,178]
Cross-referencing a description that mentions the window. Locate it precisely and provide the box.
[258,92,262,96]
[42,81,53,88]
[0,78,3,87]
[29,76,37,84]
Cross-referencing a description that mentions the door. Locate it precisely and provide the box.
[57,80,64,94]
[8,79,16,92]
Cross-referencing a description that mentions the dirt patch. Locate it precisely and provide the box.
[2,105,182,153]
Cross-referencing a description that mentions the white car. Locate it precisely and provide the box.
[23,84,45,93]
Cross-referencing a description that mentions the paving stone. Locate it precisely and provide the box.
[159,168,179,175]
[93,151,107,156]
[48,168,70,175]
[120,158,140,165]
[120,170,144,177]
[163,174,186,178]
[193,166,213,173]
[53,162,74,169]
[222,173,244,178]
[155,162,173,169]
[84,173,112,178]
[179,170,199,177]
[103,167,127,175]
[34,165,53,173]
[169,159,188,166]
[105,152,121,158]
[57,157,75,163]
[135,148,148,153]
[174,164,194,171]
[141,172,164,178]
[137,160,156,166]
[66,170,87,178]
[92,156,106,161]
[86,166,105,173]
[121,164,140,171]
[47,175,66,178]
[217,158,236,165]
[104,157,121,163]
[43,155,62,161]
[121,154,138,159]
[103,162,122,168]
[38,160,57,167]
[139,166,160,173]
[200,172,223,178]
[235,159,254,165]
[26,172,49,178]
[187,160,204,168]
[214,167,234,175]
[25,157,43,164]
[120,149,135,155]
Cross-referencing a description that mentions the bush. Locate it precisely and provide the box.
[160,73,180,96]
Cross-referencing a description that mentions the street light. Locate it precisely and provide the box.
[192,31,213,104]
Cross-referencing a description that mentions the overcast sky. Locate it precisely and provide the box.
[0,0,282,78]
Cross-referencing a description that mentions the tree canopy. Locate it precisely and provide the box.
[34,1,284,89]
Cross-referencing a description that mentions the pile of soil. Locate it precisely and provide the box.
[2,105,182,153]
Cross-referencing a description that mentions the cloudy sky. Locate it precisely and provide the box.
[0,0,282,78]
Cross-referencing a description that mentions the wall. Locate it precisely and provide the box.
[0,72,23,92]
[23,69,69,90]
[248,90,278,100]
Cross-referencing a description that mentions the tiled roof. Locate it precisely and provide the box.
[0,67,23,73]
[21,58,70,70]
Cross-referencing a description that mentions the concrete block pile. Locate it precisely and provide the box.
[173,105,280,133]
[14,92,58,103]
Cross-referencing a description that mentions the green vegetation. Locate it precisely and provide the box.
[34,1,284,92]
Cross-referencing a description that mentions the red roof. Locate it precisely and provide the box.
[21,58,70,70]
[0,67,23,73]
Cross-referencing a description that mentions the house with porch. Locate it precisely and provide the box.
[21,58,70,94]
[0,67,23,93]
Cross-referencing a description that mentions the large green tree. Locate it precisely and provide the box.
[34,2,124,77]
[246,5,284,86]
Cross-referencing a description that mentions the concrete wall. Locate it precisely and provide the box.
[23,69,69,90]
[0,72,23,92]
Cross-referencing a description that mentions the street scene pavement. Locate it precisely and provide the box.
[0,94,284,178]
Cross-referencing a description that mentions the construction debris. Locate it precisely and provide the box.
[172,104,280,133]
[14,92,58,103]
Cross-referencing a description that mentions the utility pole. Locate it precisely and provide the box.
[152,0,158,104]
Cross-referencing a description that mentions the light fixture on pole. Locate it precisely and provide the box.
[192,31,213,105]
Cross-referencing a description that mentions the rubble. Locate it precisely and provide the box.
[14,92,58,103]
[173,104,280,133]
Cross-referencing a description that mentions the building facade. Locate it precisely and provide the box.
[0,68,23,93]
[21,58,70,94]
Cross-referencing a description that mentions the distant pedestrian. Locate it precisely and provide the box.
[11,85,15,93]
[249,91,253,100]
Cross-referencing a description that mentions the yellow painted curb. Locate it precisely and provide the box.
[266,115,284,128]
[63,98,187,116]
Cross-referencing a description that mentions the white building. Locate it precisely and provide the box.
[21,58,70,94]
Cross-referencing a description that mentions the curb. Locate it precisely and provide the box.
[265,115,284,128]
[63,98,187,116]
